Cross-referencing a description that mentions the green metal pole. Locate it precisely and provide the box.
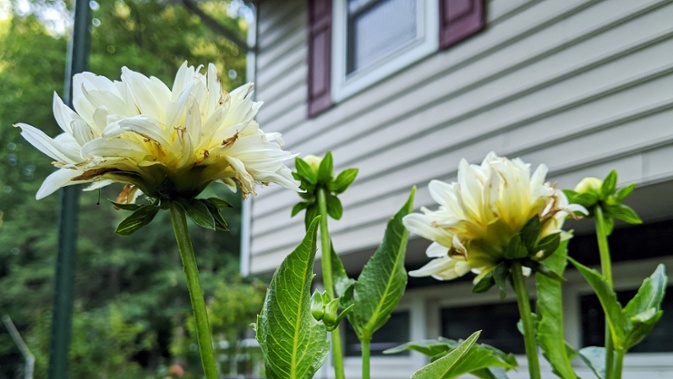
[48,1,90,378]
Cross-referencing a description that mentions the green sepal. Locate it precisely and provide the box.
[311,290,325,321]
[520,216,541,252]
[601,170,618,198]
[329,168,358,194]
[202,200,229,231]
[115,204,160,235]
[472,271,495,294]
[291,201,311,217]
[563,189,598,210]
[503,235,528,260]
[304,204,318,231]
[326,194,343,220]
[109,200,142,211]
[180,199,216,230]
[614,183,636,202]
[205,197,231,208]
[294,157,317,184]
[534,233,561,260]
[493,263,509,300]
[609,204,642,225]
[317,151,333,184]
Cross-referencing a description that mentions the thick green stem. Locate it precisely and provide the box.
[613,349,625,379]
[170,203,218,379]
[317,188,346,379]
[512,261,542,379]
[361,337,371,379]
[595,206,616,378]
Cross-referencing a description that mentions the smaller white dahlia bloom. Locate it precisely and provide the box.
[15,62,298,202]
[403,152,585,282]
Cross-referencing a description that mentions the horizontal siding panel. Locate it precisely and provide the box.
[257,17,306,69]
[256,44,307,88]
[249,0,673,271]
[258,0,304,38]
[256,65,306,110]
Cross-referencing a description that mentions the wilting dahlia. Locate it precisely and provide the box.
[15,62,298,203]
[403,152,584,282]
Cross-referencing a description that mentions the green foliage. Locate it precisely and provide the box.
[255,219,329,379]
[571,259,668,352]
[341,188,415,343]
[536,240,578,379]
[578,346,607,379]
[408,331,516,379]
[291,151,359,228]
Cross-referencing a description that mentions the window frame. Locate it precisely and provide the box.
[331,0,439,102]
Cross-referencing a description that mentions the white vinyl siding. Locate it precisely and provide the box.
[250,0,673,273]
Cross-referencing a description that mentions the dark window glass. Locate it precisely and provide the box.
[344,311,410,356]
[346,0,417,74]
[580,286,673,352]
[441,302,525,354]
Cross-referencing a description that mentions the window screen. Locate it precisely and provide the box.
[346,0,418,74]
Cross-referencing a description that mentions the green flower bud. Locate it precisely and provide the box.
[310,291,325,321]
[574,177,603,195]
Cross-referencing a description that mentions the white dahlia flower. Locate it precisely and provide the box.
[15,62,298,202]
[403,152,585,282]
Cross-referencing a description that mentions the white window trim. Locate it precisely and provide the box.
[331,0,439,102]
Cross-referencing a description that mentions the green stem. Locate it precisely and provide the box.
[361,337,371,379]
[511,261,541,379]
[317,188,346,379]
[595,206,616,378]
[170,203,218,379]
[613,349,625,379]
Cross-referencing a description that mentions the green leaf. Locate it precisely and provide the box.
[181,199,216,230]
[520,216,541,252]
[610,204,642,225]
[255,218,329,379]
[601,170,618,197]
[330,243,355,299]
[329,168,358,194]
[622,264,668,349]
[614,183,636,202]
[204,201,229,231]
[578,346,606,379]
[317,151,333,184]
[570,258,626,348]
[536,240,578,379]
[291,201,310,217]
[349,187,415,340]
[294,157,317,184]
[326,194,343,220]
[109,200,142,211]
[304,204,318,231]
[384,339,452,359]
[412,331,485,379]
[115,205,160,236]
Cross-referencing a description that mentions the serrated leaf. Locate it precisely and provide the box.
[329,168,358,194]
[570,258,626,348]
[109,200,142,211]
[610,204,642,225]
[536,240,578,379]
[411,331,482,379]
[614,183,636,201]
[255,218,329,379]
[295,157,317,184]
[291,201,310,217]
[349,188,415,340]
[601,170,618,197]
[578,346,606,379]
[622,264,667,349]
[115,205,160,235]
[326,194,343,220]
[181,199,216,230]
[317,151,333,184]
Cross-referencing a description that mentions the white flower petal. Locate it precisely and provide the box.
[15,123,81,163]
[36,169,86,199]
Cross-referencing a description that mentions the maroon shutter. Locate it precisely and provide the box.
[307,0,333,117]
[439,0,485,49]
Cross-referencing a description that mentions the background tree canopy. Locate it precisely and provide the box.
[0,1,265,377]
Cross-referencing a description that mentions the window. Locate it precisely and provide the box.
[332,0,439,101]
[440,301,525,354]
[344,311,411,356]
[306,0,486,117]
[580,287,673,352]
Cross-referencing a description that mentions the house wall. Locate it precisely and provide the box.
[248,0,673,377]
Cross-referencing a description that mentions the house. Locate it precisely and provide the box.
[241,0,673,377]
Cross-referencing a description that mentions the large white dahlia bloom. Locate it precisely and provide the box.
[403,152,585,281]
[15,62,298,202]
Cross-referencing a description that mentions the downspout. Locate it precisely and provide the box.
[240,1,259,277]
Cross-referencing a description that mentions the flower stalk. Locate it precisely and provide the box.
[511,261,541,379]
[170,203,218,379]
[317,187,346,379]
[595,205,615,379]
